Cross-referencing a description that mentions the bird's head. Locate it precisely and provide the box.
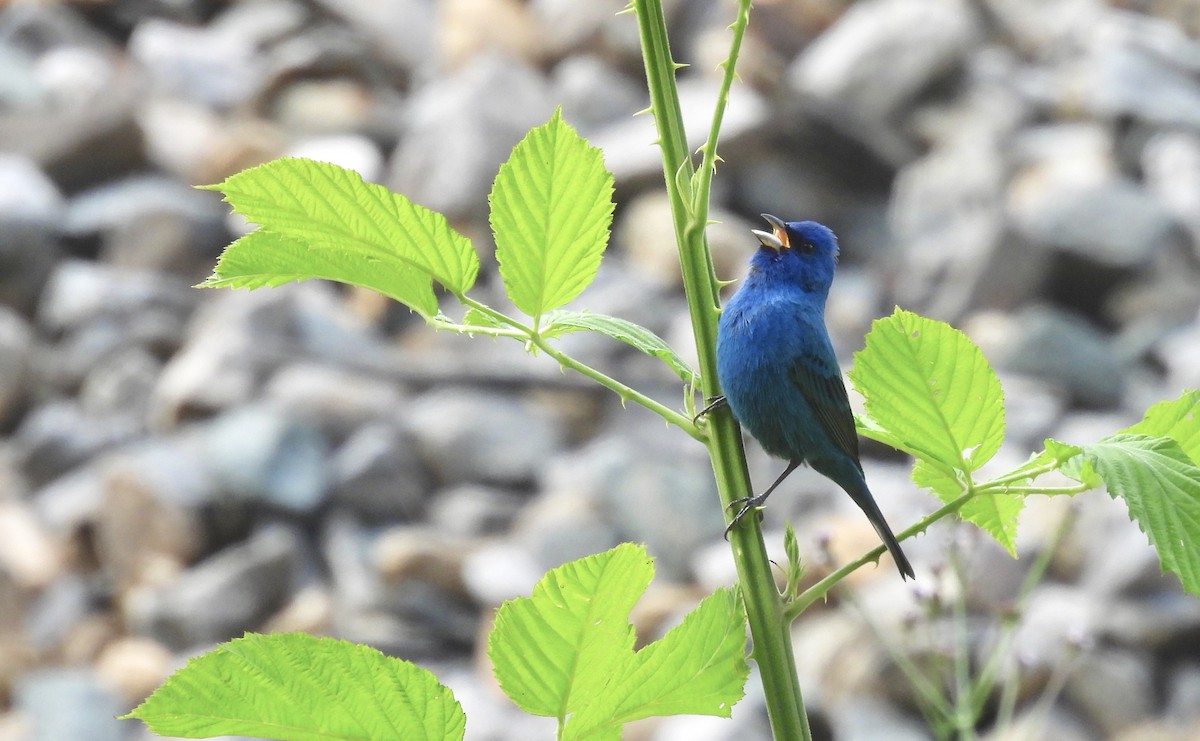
[747,214,839,294]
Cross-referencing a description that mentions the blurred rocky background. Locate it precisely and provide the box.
[2,0,1200,739]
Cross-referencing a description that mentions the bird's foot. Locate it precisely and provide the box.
[723,492,769,540]
[694,395,727,424]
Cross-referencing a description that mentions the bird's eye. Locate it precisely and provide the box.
[798,241,816,255]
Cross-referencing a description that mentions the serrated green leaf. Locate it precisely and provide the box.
[543,310,698,383]
[564,587,748,740]
[1043,439,1103,488]
[850,308,1005,475]
[123,632,465,741]
[488,543,653,718]
[1084,434,1200,595]
[202,158,479,316]
[1124,390,1200,465]
[490,109,615,318]
[460,307,508,330]
[200,230,439,315]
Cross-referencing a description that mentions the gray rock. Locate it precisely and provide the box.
[126,525,300,649]
[0,307,32,427]
[1011,585,1099,673]
[512,490,622,574]
[23,572,91,652]
[1167,664,1200,726]
[0,218,62,316]
[388,53,553,220]
[828,696,932,741]
[788,0,980,163]
[890,139,1044,322]
[1082,13,1200,130]
[461,542,543,605]
[551,55,643,134]
[553,434,723,581]
[14,401,141,487]
[1159,314,1200,391]
[309,0,435,73]
[1009,173,1184,270]
[329,422,428,522]
[202,404,330,515]
[128,18,267,107]
[286,134,385,183]
[264,362,406,439]
[979,0,1103,56]
[1142,131,1200,250]
[36,259,195,337]
[428,483,525,537]
[78,347,161,421]
[0,153,63,222]
[13,669,122,741]
[995,306,1125,408]
[1063,647,1155,736]
[1098,592,1200,650]
[406,388,566,487]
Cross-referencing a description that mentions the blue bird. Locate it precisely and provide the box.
[716,214,915,580]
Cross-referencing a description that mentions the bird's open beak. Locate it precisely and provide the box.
[752,213,790,252]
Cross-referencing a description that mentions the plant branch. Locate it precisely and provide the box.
[453,297,705,441]
[632,1,811,739]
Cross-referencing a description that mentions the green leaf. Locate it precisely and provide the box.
[460,307,509,330]
[543,310,699,383]
[1084,434,1200,595]
[850,308,1005,476]
[123,632,465,741]
[489,543,652,718]
[564,587,748,740]
[202,158,479,316]
[490,109,615,319]
[488,545,748,738]
[1124,390,1200,465]
[201,230,440,316]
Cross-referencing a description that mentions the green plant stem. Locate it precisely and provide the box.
[449,298,704,440]
[787,490,976,620]
[631,1,811,739]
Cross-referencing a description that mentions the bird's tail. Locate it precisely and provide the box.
[818,460,916,580]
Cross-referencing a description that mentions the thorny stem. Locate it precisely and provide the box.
[631,0,811,738]
[447,297,705,441]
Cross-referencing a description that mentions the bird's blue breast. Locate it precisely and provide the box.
[717,283,829,462]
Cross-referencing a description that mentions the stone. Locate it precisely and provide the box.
[889,139,1045,322]
[264,362,406,439]
[0,218,62,316]
[0,307,32,428]
[541,432,723,581]
[94,440,212,591]
[36,259,195,337]
[0,153,63,222]
[1063,648,1155,736]
[23,573,92,653]
[286,134,385,182]
[461,542,543,605]
[1142,131,1200,249]
[428,483,525,537]
[201,404,330,515]
[329,422,428,522]
[93,636,174,705]
[827,696,933,741]
[126,525,300,649]
[406,388,566,487]
[551,54,644,134]
[788,0,980,163]
[387,53,553,220]
[14,401,141,487]
[13,669,123,741]
[993,306,1125,408]
[1081,13,1200,130]
[128,17,266,108]
[0,501,64,589]
[309,0,435,73]
[438,0,540,69]
[77,348,161,421]
[1010,585,1099,673]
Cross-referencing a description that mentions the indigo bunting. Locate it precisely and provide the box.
[716,214,915,580]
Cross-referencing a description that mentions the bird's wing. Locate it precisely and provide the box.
[787,350,862,464]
